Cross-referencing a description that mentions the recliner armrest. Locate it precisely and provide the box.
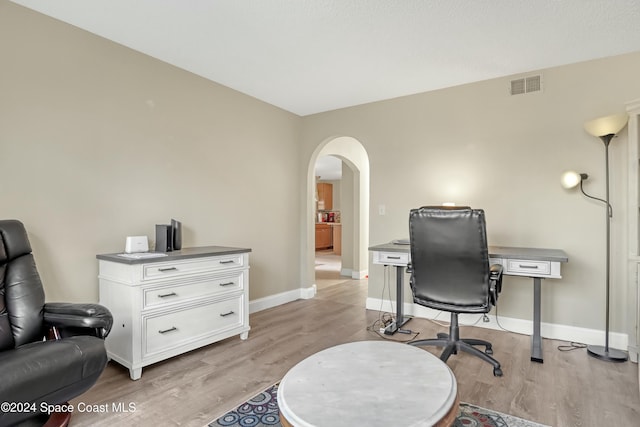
[44,303,113,338]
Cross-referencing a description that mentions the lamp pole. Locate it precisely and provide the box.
[586,134,628,362]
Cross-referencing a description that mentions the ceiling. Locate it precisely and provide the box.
[10,0,640,116]
[315,155,342,181]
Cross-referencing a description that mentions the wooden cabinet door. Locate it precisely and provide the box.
[317,183,333,210]
[315,224,332,250]
[332,226,342,255]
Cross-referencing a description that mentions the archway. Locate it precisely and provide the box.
[303,136,369,296]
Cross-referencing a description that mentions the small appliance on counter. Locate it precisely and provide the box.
[316,211,340,223]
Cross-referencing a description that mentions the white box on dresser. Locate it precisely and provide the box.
[97,246,251,380]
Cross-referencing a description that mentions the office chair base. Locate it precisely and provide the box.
[410,314,502,376]
[433,333,493,355]
[587,345,628,362]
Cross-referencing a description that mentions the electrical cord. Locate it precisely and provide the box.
[496,300,589,353]
[557,342,587,352]
[366,317,420,342]
[378,269,589,354]
[375,266,488,337]
[493,300,526,336]
[367,266,420,342]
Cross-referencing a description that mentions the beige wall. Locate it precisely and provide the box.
[0,1,302,302]
[4,0,640,347]
[301,52,640,340]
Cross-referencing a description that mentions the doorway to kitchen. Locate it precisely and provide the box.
[314,154,344,289]
[307,136,369,295]
[315,249,343,290]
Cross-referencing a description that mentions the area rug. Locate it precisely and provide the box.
[208,383,549,427]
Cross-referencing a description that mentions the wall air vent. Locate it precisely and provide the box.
[510,74,542,95]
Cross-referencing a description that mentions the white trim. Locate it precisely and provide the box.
[340,268,352,277]
[366,297,630,351]
[351,269,368,279]
[249,285,317,314]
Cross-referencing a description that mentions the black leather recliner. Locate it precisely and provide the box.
[407,206,504,376]
[0,220,113,426]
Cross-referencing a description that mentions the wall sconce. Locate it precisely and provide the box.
[561,112,628,363]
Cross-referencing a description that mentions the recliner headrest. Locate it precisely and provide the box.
[0,220,33,265]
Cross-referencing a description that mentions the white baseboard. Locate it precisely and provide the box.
[351,269,368,279]
[249,285,316,314]
[338,268,368,279]
[366,297,630,351]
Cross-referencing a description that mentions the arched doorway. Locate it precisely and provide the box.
[303,136,370,296]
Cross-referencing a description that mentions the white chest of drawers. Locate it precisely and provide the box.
[97,246,251,380]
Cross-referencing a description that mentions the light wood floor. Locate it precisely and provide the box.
[68,276,639,427]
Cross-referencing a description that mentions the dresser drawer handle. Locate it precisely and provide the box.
[387,256,401,260]
[220,311,235,317]
[158,326,178,334]
[158,292,178,298]
[158,267,178,272]
[219,282,235,287]
[518,264,539,269]
[219,260,235,264]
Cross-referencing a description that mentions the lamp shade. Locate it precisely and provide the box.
[561,171,582,189]
[584,113,628,137]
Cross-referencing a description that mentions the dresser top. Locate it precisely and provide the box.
[96,245,251,265]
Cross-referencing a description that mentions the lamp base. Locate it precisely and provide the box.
[587,345,628,362]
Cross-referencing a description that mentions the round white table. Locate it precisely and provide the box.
[277,341,458,427]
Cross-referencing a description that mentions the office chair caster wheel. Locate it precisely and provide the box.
[493,367,503,377]
[485,347,493,355]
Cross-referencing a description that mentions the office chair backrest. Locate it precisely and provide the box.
[0,220,46,351]
[409,206,490,312]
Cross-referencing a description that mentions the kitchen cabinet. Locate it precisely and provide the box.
[315,223,332,250]
[317,183,333,210]
[332,224,342,255]
[97,246,251,380]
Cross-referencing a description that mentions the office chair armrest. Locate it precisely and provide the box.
[44,302,113,339]
[489,264,504,305]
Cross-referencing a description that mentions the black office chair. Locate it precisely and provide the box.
[0,220,113,426]
[407,206,504,376]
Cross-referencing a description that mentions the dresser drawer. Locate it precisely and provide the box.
[505,259,551,276]
[144,296,243,356]
[143,272,243,309]
[142,254,244,280]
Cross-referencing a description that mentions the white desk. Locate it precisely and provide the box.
[369,243,568,363]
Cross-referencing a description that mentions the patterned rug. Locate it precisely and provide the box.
[208,383,550,427]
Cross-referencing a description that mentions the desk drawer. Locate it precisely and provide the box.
[505,259,551,276]
[373,251,409,266]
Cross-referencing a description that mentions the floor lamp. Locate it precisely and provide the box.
[561,112,629,362]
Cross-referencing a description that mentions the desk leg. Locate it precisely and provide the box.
[531,277,543,363]
[384,265,411,335]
